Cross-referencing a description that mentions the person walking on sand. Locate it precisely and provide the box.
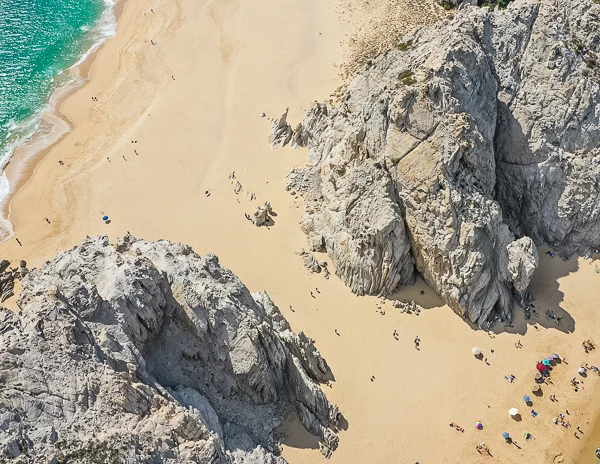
[414,336,420,350]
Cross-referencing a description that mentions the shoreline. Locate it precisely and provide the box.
[0,0,125,243]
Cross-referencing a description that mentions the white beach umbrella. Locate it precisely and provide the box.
[472,347,481,356]
[578,367,586,374]
[509,408,519,416]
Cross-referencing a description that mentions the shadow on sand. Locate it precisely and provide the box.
[385,244,582,335]
[280,411,349,452]
[457,244,579,335]
[387,275,446,310]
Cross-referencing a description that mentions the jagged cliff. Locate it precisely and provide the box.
[0,236,340,463]
[285,0,600,325]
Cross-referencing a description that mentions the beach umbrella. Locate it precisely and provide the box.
[509,408,519,416]
[475,421,483,430]
[578,367,586,374]
[502,432,510,439]
[550,353,560,359]
[536,363,547,373]
[523,395,531,403]
[523,431,530,439]
[102,216,109,221]
[542,359,551,366]
[472,347,481,356]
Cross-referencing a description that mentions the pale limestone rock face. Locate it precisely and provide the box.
[287,0,600,325]
[0,236,339,462]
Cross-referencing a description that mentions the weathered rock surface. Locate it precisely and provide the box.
[0,236,339,462]
[286,0,600,325]
[269,110,293,148]
[252,202,275,227]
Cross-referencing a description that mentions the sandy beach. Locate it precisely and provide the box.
[0,0,600,462]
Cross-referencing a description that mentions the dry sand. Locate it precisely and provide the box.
[0,0,600,462]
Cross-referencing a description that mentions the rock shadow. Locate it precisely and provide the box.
[522,244,577,333]
[336,413,349,432]
[481,244,577,335]
[388,275,446,310]
[279,414,320,451]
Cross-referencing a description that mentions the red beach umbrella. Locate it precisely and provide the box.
[536,362,547,373]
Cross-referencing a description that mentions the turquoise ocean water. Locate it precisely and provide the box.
[0,0,115,200]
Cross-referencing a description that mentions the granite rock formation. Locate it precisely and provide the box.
[269,110,293,148]
[252,202,274,227]
[0,236,339,462]
[286,0,600,326]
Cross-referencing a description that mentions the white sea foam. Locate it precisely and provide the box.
[70,0,117,70]
[0,0,117,240]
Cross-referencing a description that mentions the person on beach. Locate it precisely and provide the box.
[414,336,420,350]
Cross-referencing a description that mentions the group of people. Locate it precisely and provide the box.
[449,422,464,433]
[582,339,596,353]
[546,310,562,325]
[570,377,584,392]
[475,442,491,455]
[553,412,571,428]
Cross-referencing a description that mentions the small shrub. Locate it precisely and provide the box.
[397,40,413,52]
[398,70,414,80]
[398,71,417,86]
[398,70,417,85]
[390,157,401,166]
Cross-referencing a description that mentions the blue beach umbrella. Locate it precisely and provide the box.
[502,432,510,439]
[542,359,551,366]
[523,395,531,402]
[102,215,109,221]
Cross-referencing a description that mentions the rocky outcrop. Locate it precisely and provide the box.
[286,0,600,325]
[269,109,293,148]
[0,236,339,462]
[252,202,275,226]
